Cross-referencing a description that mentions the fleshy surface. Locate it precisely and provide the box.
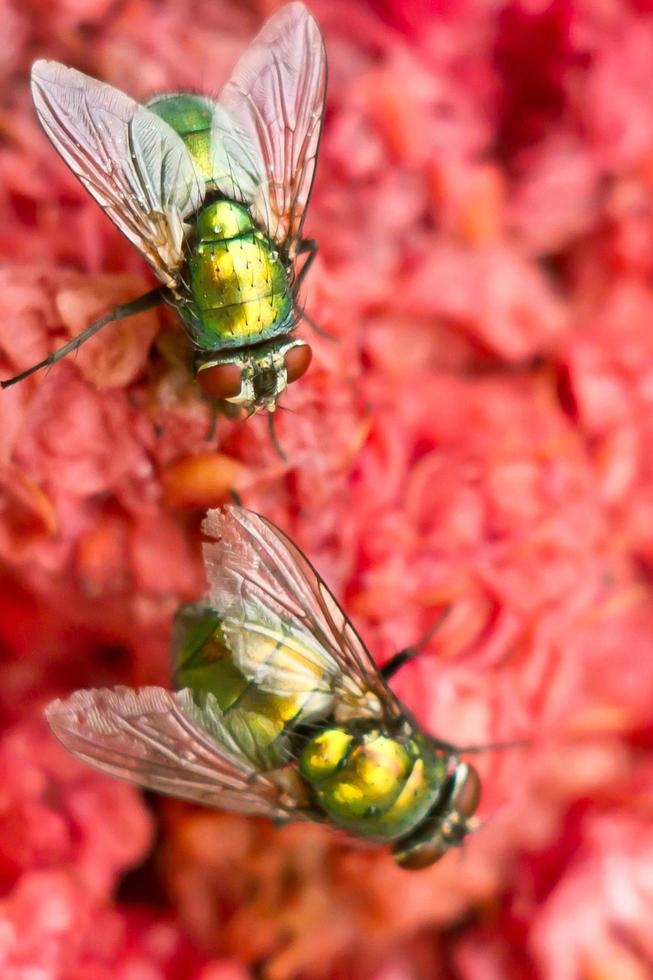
[1,0,652,977]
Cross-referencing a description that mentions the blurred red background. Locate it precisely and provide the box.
[1,0,653,977]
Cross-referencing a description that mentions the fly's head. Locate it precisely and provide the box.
[195,337,312,415]
[391,759,482,870]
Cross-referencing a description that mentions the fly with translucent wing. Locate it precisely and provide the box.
[1,3,326,415]
[45,506,483,870]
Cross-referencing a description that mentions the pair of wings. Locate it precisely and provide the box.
[46,507,401,821]
[32,3,326,288]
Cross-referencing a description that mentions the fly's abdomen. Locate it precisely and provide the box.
[172,604,332,768]
[299,727,446,842]
[187,200,292,350]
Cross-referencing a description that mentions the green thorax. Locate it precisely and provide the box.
[184,200,292,350]
[172,604,331,769]
[147,95,293,351]
[299,726,447,843]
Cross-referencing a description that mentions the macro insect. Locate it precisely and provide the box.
[46,506,482,870]
[2,3,326,415]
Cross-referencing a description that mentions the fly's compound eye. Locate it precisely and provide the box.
[284,344,312,384]
[451,763,482,819]
[196,362,243,400]
[391,762,482,871]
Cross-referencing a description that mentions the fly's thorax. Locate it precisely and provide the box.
[147,93,215,186]
[391,760,482,870]
[298,725,447,843]
[186,199,292,351]
[195,335,312,414]
[172,603,333,768]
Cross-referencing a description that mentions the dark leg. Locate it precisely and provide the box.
[268,412,287,462]
[295,239,318,291]
[381,607,451,681]
[430,735,529,755]
[302,312,339,343]
[382,611,529,755]
[205,398,219,442]
[229,488,243,507]
[1,286,166,389]
[294,240,339,342]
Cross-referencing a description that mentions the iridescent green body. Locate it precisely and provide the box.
[147,94,215,186]
[173,604,331,769]
[147,95,294,352]
[299,727,445,843]
[173,604,451,846]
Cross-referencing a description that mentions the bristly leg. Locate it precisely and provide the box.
[381,607,452,681]
[1,286,167,389]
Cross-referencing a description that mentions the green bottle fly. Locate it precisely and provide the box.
[4,5,326,417]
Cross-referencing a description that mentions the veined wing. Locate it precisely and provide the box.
[45,686,308,818]
[31,61,204,286]
[215,3,327,256]
[201,507,401,722]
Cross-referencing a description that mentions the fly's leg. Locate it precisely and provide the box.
[381,607,451,681]
[294,240,339,342]
[442,737,530,755]
[295,239,318,291]
[268,412,287,462]
[205,398,219,442]
[382,612,529,754]
[1,286,167,389]
[302,311,339,342]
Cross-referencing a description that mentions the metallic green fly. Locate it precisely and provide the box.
[2,4,326,415]
[45,506,482,870]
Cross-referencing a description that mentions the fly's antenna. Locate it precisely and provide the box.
[268,411,287,462]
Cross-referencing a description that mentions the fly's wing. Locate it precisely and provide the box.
[45,686,309,819]
[214,3,327,256]
[200,506,401,722]
[31,61,204,286]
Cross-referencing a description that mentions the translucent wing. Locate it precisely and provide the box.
[201,507,401,722]
[216,3,327,254]
[208,102,268,206]
[31,61,204,285]
[45,686,309,818]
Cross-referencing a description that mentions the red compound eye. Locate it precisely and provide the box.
[452,763,482,818]
[284,344,312,384]
[196,363,242,400]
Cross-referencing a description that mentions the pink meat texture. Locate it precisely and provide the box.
[1,0,652,977]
